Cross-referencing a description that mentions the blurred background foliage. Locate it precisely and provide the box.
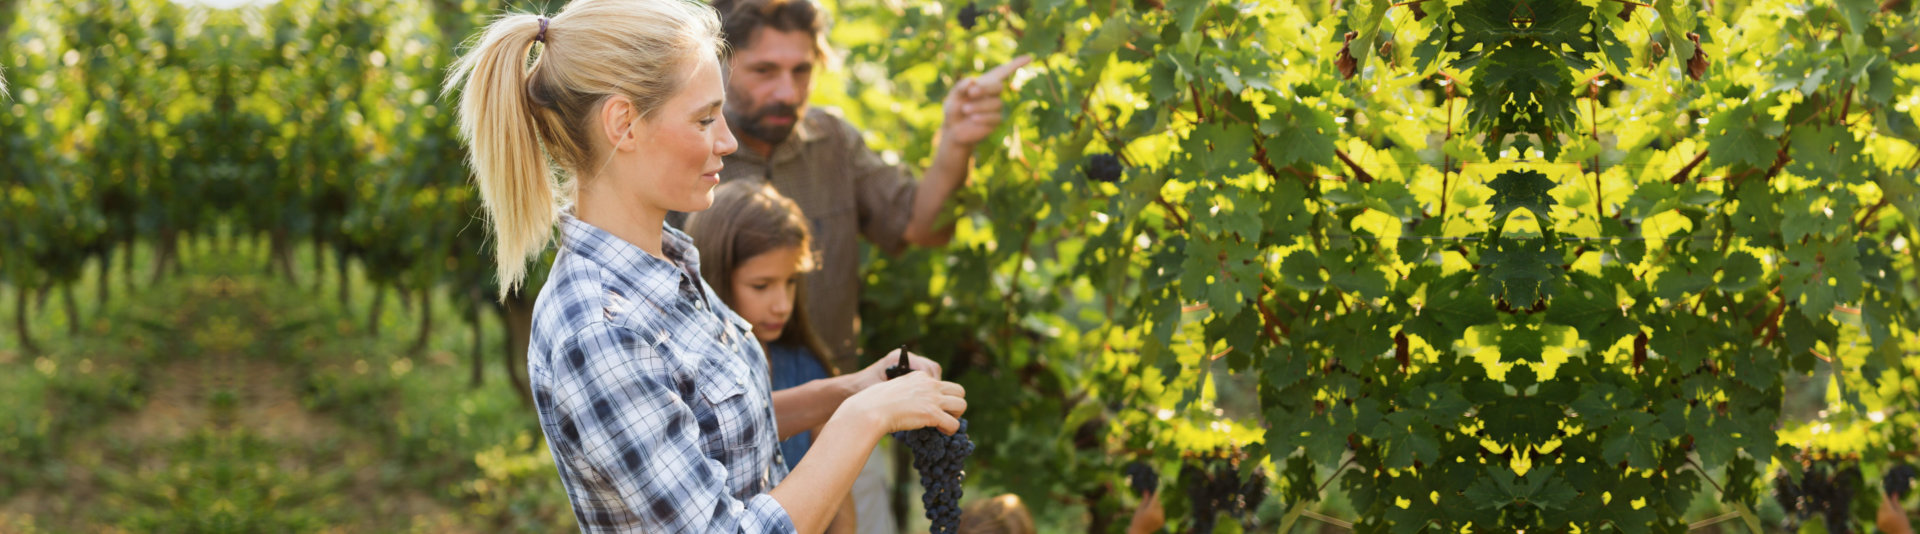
[1,0,1918,532]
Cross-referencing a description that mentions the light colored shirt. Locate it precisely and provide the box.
[528,213,795,533]
[766,342,833,469]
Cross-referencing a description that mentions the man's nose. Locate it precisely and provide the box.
[770,73,799,105]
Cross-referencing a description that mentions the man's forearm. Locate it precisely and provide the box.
[903,135,973,247]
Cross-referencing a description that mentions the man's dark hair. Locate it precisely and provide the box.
[712,0,835,61]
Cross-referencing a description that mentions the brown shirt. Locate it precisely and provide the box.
[673,107,917,370]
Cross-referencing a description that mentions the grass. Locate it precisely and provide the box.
[0,229,571,533]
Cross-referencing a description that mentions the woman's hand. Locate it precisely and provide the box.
[838,370,966,435]
[851,348,943,391]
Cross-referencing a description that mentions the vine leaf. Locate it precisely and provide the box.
[1486,169,1559,224]
[1479,237,1565,308]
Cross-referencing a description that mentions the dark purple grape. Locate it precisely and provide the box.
[1124,461,1159,497]
[1887,464,1916,499]
[1084,153,1123,183]
[956,3,981,30]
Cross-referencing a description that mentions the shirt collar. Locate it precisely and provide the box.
[734,108,818,166]
[556,212,705,313]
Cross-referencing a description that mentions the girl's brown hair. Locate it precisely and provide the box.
[959,494,1037,534]
[443,0,724,300]
[683,180,837,374]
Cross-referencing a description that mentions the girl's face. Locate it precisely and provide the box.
[729,245,805,343]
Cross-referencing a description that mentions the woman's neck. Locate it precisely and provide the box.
[575,190,669,261]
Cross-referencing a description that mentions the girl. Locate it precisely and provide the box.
[444,1,967,532]
[684,180,858,532]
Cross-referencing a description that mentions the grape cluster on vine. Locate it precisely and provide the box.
[1124,461,1159,497]
[1179,455,1267,534]
[1083,153,1123,184]
[955,2,981,30]
[1773,453,1866,533]
[885,350,976,534]
[1889,464,1916,500]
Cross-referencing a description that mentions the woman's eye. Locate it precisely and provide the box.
[750,284,769,290]
[699,117,716,127]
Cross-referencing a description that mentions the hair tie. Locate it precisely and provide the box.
[535,17,550,43]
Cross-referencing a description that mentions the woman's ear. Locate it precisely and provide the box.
[600,96,638,151]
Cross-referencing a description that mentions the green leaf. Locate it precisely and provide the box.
[1405,272,1498,351]
[1464,466,1579,510]
[1780,189,1854,244]
[1329,310,1394,370]
[1280,250,1326,290]
[1648,312,1715,369]
[1260,102,1339,169]
[1602,411,1674,470]
[1479,237,1565,308]
[1466,42,1580,160]
[1716,252,1764,293]
[1380,410,1442,469]
[1783,237,1863,321]
[1652,248,1720,302]
[1787,124,1870,185]
[1572,382,1635,427]
[1705,103,1781,170]
[1547,271,1640,350]
[1486,169,1559,224]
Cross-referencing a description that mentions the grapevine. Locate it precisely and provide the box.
[886,351,975,533]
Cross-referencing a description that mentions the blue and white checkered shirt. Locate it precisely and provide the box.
[527,213,794,533]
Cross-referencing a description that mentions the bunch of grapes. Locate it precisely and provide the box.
[955,2,981,30]
[885,350,976,534]
[1772,456,1863,533]
[1083,153,1124,184]
[1124,461,1159,497]
[1180,456,1268,534]
[1888,463,1916,500]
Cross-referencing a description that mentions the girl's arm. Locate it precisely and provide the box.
[771,350,944,440]
[771,377,857,440]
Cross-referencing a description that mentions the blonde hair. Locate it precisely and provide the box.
[683,180,836,373]
[959,494,1036,534]
[444,0,725,300]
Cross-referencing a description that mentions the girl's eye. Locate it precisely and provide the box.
[699,117,716,127]
[750,283,769,290]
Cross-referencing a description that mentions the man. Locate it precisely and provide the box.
[685,0,1029,370]
[684,1,1030,533]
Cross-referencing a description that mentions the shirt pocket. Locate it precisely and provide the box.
[695,353,756,456]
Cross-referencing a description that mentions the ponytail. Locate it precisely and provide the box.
[444,1,723,301]
[447,14,558,301]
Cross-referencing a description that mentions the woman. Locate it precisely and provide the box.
[444,1,968,532]
[684,180,863,531]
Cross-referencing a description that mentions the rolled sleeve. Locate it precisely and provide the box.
[549,322,796,534]
[840,122,919,257]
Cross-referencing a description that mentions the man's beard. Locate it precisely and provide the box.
[728,102,804,145]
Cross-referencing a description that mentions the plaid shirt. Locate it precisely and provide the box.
[528,213,795,534]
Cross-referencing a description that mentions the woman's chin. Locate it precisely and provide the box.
[674,193,715,213]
